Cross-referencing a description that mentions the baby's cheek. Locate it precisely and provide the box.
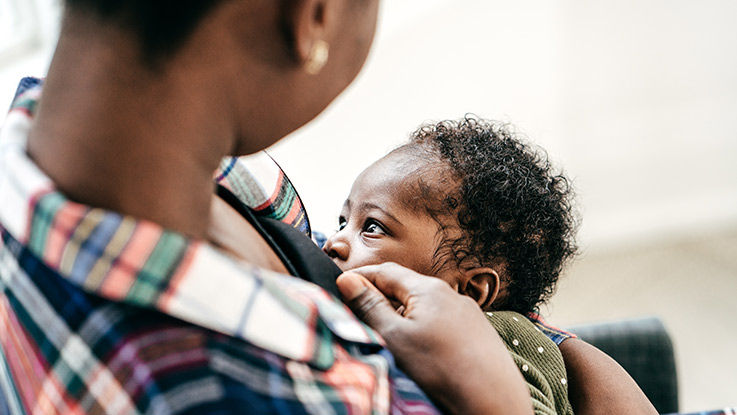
[352,250,408,272]
[405,251,442,277]
[341,253,385,271]
[385,254,438,279]
[347,242,434,276]
[430,266,464,292]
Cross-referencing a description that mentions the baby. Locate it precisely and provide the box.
[323,117,578,414]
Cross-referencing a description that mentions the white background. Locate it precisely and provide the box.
[270,1,737,252]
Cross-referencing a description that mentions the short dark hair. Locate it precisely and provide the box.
[401,116,578,314]
[63,0,227,60]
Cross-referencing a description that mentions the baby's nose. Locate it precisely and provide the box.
[323,234,350,263]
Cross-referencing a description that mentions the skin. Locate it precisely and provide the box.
[338,264,532,415]
[325,153,442,276]
[324,151,501,308]
[560,339,657,414]
[23,1,532,413]
[328,152,658,415]
[29,0,379,238]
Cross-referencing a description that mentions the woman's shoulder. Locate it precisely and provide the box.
[214,153,312,236]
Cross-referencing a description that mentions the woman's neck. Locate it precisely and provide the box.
[27,17,236,238]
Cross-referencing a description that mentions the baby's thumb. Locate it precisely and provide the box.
[337,272,401,334]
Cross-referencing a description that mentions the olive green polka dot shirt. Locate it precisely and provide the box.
[486,311,574,415]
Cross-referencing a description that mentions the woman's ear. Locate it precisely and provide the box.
[461,268,500,310]
[283,0,335,71]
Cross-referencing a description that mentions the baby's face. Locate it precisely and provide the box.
[323,153,460,289]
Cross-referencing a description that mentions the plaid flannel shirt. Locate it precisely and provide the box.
[0,78,439,415]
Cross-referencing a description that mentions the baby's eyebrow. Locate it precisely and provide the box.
[360,202,402,225]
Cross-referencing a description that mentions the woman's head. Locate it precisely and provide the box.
[60,0,380,154]
[324,117,579,314]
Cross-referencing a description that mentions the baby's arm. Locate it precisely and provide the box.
[559,338,657,414]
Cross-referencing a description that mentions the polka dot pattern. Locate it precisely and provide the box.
[484,310,573,414]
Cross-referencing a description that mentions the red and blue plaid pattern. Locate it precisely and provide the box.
[526,312,577,346]
[0,78,439,414]
[215,154,310,237]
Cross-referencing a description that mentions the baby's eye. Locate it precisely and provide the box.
[337,216,347,231]
[362,219,387,236]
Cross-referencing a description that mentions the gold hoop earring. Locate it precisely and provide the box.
[304,40,329,75]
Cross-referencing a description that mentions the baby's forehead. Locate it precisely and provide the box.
[354,152,453,212]
[356,153,427,191]
[351,164,417,207]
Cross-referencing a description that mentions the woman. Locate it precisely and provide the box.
[0,0,652,414]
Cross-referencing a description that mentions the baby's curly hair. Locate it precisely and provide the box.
[398,116,578,314]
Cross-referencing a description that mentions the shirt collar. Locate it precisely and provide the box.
[0,78,382,369]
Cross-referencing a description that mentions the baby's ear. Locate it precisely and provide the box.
[462,268,500,310]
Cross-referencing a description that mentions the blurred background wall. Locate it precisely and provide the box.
[1,0,735,411]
